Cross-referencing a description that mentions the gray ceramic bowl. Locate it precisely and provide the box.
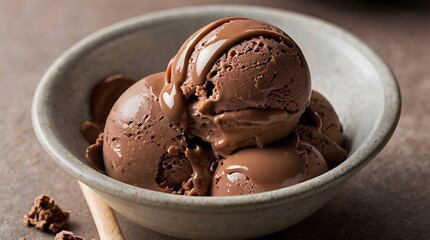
[32,5,400,240]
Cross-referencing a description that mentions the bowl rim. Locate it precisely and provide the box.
[32,4,401,211]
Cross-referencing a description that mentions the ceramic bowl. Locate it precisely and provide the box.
[32,5,400,240]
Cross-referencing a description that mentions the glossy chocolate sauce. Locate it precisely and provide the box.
[159,17,308,155]
[185,145,214,196]
[212,132,306,196]
[160,17,242,124]
[145,73,215,195]
[201,108,302,155]
[161,17,296,121]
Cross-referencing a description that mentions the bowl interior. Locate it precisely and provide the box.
[33,6,399,206]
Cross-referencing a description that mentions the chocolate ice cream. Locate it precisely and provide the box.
[211,132,328,196]
[297,91,348,169]
[160,17,311,156]
[102,72,214,195]
[82,17,348,196]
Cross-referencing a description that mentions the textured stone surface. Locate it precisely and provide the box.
[0,0,429,239]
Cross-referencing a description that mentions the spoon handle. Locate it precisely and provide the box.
[78,181,125,240]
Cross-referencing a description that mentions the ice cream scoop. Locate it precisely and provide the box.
[211,132,328,196]
[309,91,344,146]
[102,73,214,195]
[297,91,348,169]
[159,17,311,156]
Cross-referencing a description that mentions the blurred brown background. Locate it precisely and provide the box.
[1,0,429,239]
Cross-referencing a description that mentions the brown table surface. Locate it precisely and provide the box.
[1,0,429,239]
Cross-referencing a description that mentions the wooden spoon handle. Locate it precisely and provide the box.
[78,181,125,240]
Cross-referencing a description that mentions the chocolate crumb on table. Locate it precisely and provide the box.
[54,230,84,240]
[23,194,70,233]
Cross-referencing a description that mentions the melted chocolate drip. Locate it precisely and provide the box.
[160,17,296,126]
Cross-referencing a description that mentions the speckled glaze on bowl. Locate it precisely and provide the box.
[32,5,400,240]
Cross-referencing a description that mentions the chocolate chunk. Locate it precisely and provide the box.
[54,230,84,240]
[23,195,70,233]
